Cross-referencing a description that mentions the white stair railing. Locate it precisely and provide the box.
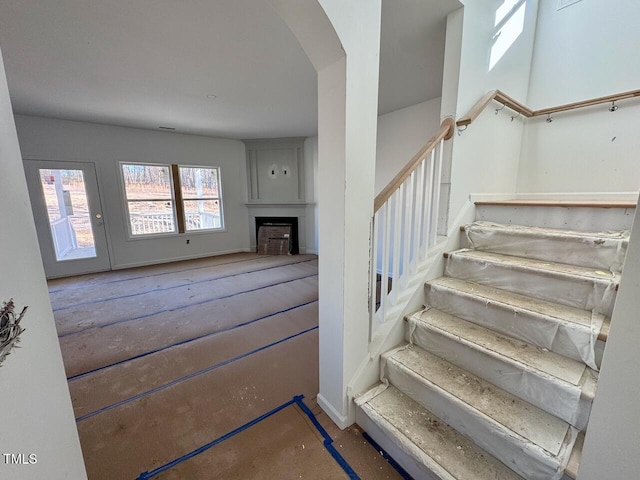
[369,119,454,339]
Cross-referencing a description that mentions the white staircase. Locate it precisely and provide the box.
[356,208,630,480]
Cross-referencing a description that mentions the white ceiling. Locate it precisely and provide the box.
[0,0,460,139]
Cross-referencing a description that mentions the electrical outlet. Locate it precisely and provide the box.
[186,239,190,245]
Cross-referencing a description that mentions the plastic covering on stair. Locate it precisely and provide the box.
[356,386,524,480]
[406,310,592,430]
[426,277,605,371]
[376,345,579,480]
[463,221,629,272]
[445,249,619,317]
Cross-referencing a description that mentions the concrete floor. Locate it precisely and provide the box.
[50,253,405,479]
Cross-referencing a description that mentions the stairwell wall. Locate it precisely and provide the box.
[518,0,640,195]
[579,197,640,479]
[444,0,539,229]
[375,97,442,195]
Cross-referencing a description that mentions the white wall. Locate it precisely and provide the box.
[579,198,640,479]
[518,0,640,194]
[269,0,381,427]
[445,0,539,226]
[303,135,319,254]
[527,0,640,108]
[375,98,442,195]
[14,115,250,271]
[0,51,87,479]
[455,0,538,116]
[518,108,640,194]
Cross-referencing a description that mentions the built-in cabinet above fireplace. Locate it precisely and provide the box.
[243,138,312,253]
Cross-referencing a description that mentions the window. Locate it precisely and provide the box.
[122,164,176,235]
[120,163,224,236]
[179,166,224,231]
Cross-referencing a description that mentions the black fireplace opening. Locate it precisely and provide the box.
[255,217,299,254]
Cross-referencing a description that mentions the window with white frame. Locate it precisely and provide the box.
[179,166,224,231]
[120,163,224,236]
[121,163,176,236]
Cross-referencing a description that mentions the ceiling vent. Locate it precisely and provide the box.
[557,0,582,10]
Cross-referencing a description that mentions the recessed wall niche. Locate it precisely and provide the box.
[244,138,305,202]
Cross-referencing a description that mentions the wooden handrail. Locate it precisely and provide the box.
[374,117,455,212]
[456,88,640,128]
[456,90,532,127]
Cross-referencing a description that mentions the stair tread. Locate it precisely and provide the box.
[361,384,523,480]
[429,277,604,329]
[408,308,589,385]
[473,200,636,208]
[463,221,629,241]
[387,345,571,456]
[448,249,618,283]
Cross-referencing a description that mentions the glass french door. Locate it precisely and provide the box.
[23,160,111,278]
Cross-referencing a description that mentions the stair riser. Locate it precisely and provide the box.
[445,256,616,316]
[463,229,627,271]
[407,318,591,430]
[384,357,569,480]
[355,405,450,480]
[475,205,636,232]
[425,283,599,369]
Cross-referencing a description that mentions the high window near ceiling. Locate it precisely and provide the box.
[121,163,224,237]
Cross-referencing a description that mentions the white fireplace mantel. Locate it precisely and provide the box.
[245,202,313,254]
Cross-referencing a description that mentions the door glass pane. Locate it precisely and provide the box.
[39,169,97,261]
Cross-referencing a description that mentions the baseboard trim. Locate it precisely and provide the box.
[112,248,252,271]
[317,393,351,430]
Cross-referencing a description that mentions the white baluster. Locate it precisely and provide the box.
[369,211,379,333]
[424,151,435,255]
[380,201,391,322]
[402,173,414,280]
[413,159,425,264]
[430,140,444,247]
[391,187,402,304]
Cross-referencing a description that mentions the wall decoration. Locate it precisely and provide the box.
[0,299,27,365]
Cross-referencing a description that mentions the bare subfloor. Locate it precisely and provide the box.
[50,253,404,480]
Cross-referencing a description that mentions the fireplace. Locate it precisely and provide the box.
[255,216,299,254]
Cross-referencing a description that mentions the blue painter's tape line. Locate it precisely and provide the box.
[67,299,318,382]
[58,272,318,339]
[135,396,300,480]
[293,397,361,480]
[53,258,317,312]
[362,431,413,480]
[76,326,318,423]
[134,395,361,480]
